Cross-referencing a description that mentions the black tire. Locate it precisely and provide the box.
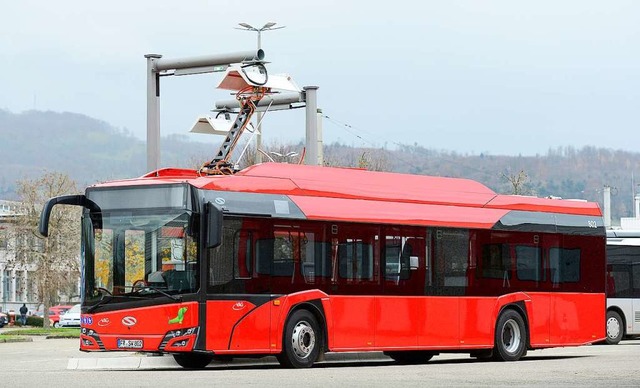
[384,351,435,364]
[173,353,214,369]
[605,310,624,345]
[277,309,322,368]
[493,309,527,361]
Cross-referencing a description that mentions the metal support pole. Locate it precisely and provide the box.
[215,93,304,110]
[256,35,264,164]
[154,50,263,71]
[145,54,162,172]
[256,111,263,163]
[304,86,319,165]
[316,108,324,165]
[603,186,611,229]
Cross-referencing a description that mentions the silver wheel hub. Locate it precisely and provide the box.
[291,320,315,359]
[607,316,620,339]
[502,319,521,354]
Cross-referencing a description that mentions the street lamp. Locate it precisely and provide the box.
[236,22,285,50]
[236,22,286,163]
[270,151,299,163]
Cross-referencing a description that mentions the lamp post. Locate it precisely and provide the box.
[270,151,298,163]
[236,22,285,163]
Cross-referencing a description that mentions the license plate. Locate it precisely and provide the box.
[117,339,143,349]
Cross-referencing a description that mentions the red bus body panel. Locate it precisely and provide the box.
[80,294,604,353]
[84,164,605,357]
[80,302,198,352]
[205,300,272,354]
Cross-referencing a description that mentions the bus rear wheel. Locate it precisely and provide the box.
[605,310,623,345]
[384,351,435,364]
[173,353,214,369]
[277,309,322,368]
[493,309,527,361]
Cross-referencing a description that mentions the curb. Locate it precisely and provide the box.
[0,336,33,343]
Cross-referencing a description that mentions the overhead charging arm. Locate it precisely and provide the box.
[200,87,267,175]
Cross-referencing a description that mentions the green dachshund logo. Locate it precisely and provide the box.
[168,307,188,324]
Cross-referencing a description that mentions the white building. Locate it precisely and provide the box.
[0,200,38,314]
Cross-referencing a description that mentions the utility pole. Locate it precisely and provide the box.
[236,22,285,163]
[304,86,319,166]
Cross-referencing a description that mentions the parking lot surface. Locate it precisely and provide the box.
[2,335,640,387]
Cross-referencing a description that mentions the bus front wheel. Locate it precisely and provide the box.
[605,310,623,345]
[173,353,214,369]
[277,309,322,368]
[493,309,527,361]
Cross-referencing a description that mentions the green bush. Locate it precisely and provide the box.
[26,315,44,327]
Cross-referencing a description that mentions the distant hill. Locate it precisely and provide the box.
[1,109,639,223]
[0,109,212,198]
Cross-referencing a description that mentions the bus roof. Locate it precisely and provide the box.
[93,163,603,231]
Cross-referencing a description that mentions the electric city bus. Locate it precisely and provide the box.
[604,230,640,344]
[39,163,606,368]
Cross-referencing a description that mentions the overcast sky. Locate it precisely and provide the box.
[1,0,638,156]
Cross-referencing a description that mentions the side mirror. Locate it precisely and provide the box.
[206,202,223,249]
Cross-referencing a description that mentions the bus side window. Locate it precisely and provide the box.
[255,238,274,275]
[481,243,511,281]
[606,265,616,295]
[300,231,323,284]
[234,230,252,279]
[515,245,543,282]
[549,247,581,285]
[272,231,294,277]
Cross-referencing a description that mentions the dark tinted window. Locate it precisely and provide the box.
[606,245,640,298]
[481,244,511,280]
[429,229,469,295]
[549,247,580,283]
[516,246,542,281]
[338,240,374,281]
[208,219,240,293]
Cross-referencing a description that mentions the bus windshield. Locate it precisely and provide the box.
[82,210,199,306]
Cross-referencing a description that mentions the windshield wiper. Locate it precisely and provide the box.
[134,285,182,302]
[87,294,113,313]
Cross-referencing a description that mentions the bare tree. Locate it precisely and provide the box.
[10,172,81,328]
[357,150,390,172]
[501,170,530,195]
[236,140,258,169]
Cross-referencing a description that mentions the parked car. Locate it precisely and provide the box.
[59,304,81,328]
[0,312,8,328]
[48,305,73,328]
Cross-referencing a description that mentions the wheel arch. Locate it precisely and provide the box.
[284,300,328,353]
[496,301,531,349]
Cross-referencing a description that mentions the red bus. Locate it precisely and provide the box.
[39,163,606,368]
